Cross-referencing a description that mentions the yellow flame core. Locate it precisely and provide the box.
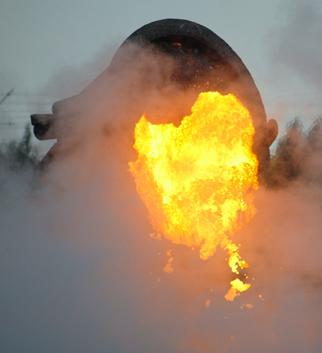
[129,92,258,300]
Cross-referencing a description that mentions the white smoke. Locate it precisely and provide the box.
[1,41,322,353]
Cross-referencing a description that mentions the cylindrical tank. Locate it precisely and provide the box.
[31,19,276,173]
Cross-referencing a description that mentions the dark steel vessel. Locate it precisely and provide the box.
[31,19,277,171]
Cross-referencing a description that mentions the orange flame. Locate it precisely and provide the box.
[129,92,258,300]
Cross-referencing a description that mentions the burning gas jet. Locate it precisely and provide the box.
[31,19,278,300]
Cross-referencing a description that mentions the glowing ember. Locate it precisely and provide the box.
[225,279,251,302]
[129,92,258,300]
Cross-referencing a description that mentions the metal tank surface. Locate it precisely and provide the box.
[31,19,277,173]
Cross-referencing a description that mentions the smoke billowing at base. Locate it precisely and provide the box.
[2,18,322,353]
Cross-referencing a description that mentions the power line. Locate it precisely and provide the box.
[0,89,14,105]
[0,92,58,99]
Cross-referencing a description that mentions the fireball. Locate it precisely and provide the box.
[129,92,258,300]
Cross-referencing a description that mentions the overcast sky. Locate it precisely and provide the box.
[0,0,321,135]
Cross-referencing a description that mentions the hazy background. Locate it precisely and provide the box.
[1,0,322,144]
[1,1,322,353]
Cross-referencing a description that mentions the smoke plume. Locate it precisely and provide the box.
[1,42,322,353]
[271,0,322,91]
[267,0,322,120]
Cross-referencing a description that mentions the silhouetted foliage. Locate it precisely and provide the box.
[0,124,39,171]
[267,118,322,188]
